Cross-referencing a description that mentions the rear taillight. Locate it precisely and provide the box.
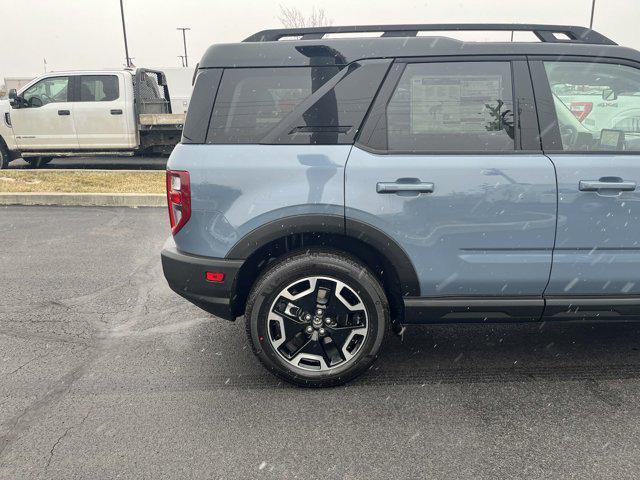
[569,102,593,122]
[166,170,191,235]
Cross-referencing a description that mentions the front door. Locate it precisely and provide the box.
[531,59,640,319]
[346,59,557,320]
[12,75,78,149]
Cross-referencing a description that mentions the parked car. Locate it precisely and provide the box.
[162,24,640,386]
[0,68,185,168]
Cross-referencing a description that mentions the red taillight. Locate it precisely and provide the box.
[569,102,593,122]
[205,271,225,283]
[166,170,191,235]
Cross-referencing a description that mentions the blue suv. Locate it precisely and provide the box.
[162,24,640,386]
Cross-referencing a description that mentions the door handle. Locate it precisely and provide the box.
[110,109,123,115]
[57,109,70,116]
[376,181,434,194]
[579,180,637,192]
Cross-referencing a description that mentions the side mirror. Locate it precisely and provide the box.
[602,88,618,101]
[8,89,20,108]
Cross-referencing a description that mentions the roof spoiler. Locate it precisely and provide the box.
[244,24,616,45]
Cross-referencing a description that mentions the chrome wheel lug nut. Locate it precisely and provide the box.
[305,325,313,334]
[316,308,323,316]
[304,313,312,322]
[318,327,326,336]
[324,317,332,325]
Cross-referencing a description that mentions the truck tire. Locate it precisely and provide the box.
[245,249,390,387]
[25,157,53,168]
[0,141,8,169]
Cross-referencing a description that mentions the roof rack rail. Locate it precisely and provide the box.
[244,24,616,45]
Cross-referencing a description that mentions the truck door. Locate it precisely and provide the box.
[530,59,640,320]
[73,74,134,149]
[347,59,557,322]
[11,76,78,149]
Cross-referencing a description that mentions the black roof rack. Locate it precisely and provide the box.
[244,24,616,45]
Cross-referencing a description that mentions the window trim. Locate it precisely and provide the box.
[78,74,120,102]
[355,55,541,155]
[529,55,640,155]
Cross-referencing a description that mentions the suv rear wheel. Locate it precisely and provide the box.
[245,250,389,387]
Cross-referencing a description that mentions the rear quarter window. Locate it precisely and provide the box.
[207,67,340,144]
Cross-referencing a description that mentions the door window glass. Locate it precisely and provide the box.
[80,75,119,101]
[544,61,640,151]
[384,62,515,151]
[22,77,69,107]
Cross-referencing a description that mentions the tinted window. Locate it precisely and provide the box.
[22,77,69,107]
[182,69,222,144]
[544,61,640,151]
[267,60,391,145]
[384,62,515,152]
[208,67,340,144]
[80,75,119,102]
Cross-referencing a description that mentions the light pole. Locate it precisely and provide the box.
[589,0,596,29]
[119,0,132,67]
[177,27,191,67]
[178,55,186,67]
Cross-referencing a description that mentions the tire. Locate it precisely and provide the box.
[245,249,389,387]
[25,157,52,168]
[0,141,9,169]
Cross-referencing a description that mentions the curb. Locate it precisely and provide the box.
[0,192,166,208]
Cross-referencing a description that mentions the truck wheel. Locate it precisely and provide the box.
[25,157,52,168]
[245,250,389,387]
[0,142,8,169]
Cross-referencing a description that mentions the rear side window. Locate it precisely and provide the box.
[207,67,340,144]
[543,61,640,152]
[382,62,515,152]
[80,75,119,102]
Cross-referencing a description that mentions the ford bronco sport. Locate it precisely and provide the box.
[162,24,640,386]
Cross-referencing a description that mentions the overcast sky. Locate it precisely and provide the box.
[2,0,639,78]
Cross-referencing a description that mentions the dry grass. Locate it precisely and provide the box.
[0,170,165,194]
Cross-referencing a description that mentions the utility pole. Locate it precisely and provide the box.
[177,27,191,67]
[120,0,132,67]
[178,55,186,67]
[589,0,596,28]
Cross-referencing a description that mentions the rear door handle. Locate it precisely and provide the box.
[57,109,70,116]
[579,180,637,192]
[110,109,123,115]
[376,181,434,194]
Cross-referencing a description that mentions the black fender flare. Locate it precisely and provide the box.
[226,214,420,297]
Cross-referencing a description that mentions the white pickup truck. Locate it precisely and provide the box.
[0,68,186,168]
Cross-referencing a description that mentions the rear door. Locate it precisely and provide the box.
[347,58,557,320]
[74,74,133,149]
[530,58,640,319]
[12,75,78,149]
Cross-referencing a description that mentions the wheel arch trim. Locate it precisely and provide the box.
[225,214,421,297]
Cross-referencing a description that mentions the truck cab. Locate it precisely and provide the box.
[0,68,185,168]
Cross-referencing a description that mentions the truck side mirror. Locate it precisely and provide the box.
[8,89,20,108]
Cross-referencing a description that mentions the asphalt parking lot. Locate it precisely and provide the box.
[2,206,640,479]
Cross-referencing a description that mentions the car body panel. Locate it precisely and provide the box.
[545,154,640,296]
[168,143,351,258]
[345,146,558,297]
